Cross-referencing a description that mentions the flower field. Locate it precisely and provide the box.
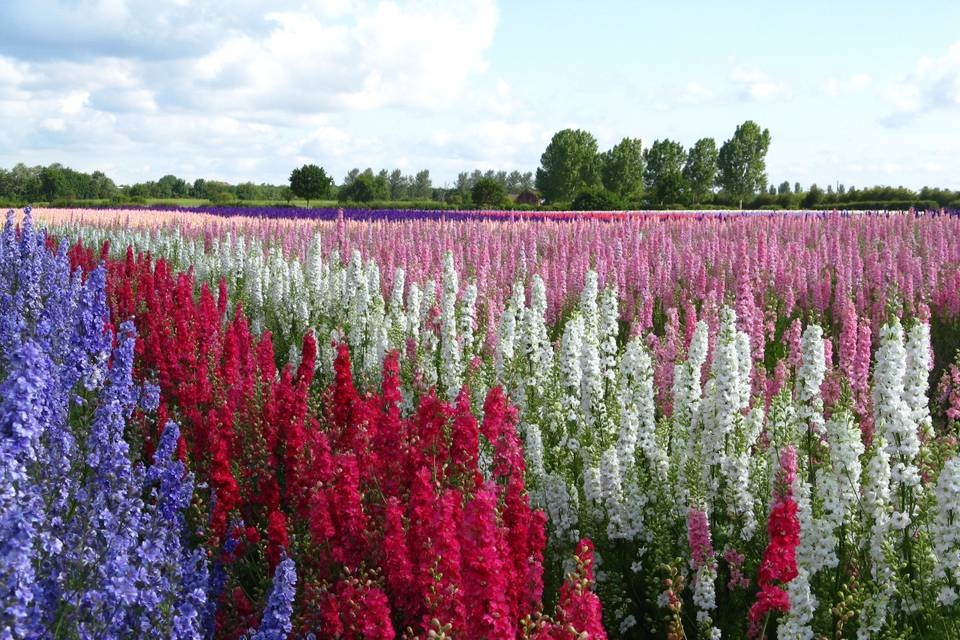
[5,205,960,639]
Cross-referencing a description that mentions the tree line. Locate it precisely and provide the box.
[4,123,960,209]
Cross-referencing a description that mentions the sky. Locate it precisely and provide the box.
[0,0,958,189]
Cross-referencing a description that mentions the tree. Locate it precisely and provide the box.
[717,120,772,209]
[39,165,69,201]
[412,170,432,199]
[571,186,623,211]
[289,164,333,206]
[794,181,802,194]
[343,168,361,186]
[600,137,644,201]
[802,184,823,208]
[644,139,687,205]
[777,181,791,195]
[535,129,601,203]
[388,169,409,200]
[471,177,507,208]
[338,173,376,203]
[682,138,718,205]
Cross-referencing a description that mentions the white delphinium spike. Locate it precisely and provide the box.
[581,270,600,338]
[672,320,710,466]
[583,465,602,509]
[495,303,517,380]
[289,260,309,338]
[245,259,264,334]
[820,408,864,564]
[406,282,422,337]
[580,320,606,434]
[439,253,462,399]
[559,314,585,425]
[872,317,920,530]
[306,232,324,305]
[543,473,580,544]
[233,234,247,291]
[600,447,628,539]
[522,276,554,402]
[796,323,826,436]
[933,456,960,605]
[702,308,741,489]
[620,337,666,479]
[904,320,933,442]
[459,280,478,357]
[779,568,816,640]
[599,286,620,383]
[735,329,753,409]
[389,268,405,320]
[525,423,546,479]
[859,437,894,639]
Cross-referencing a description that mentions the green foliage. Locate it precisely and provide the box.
[535,129,601,203]
[644,139,687,205]
[717,120,772,208]
[289,164,333,205]
[471,177,507,208]
[600,137,644,201]
[337,173,377,203]
[570,186,624,211]
[802,184,824,208]
[683,138,719,204]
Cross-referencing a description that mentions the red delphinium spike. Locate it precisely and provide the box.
[324,578,395,640]
[266,509,289,570]
[449,389,480,486]
[460,482,516,639]
[536,539,606,640]
[209,430,240,540]
[748,446,800,638]
[371,351,407,498]
[482,386,525,485]
[328,454,368,568]
[382,496,415,620]
[217,277,228,318]
[409,391,452,478]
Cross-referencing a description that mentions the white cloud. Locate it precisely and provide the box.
[730,65,790,102]
[822,73,872,97]
[0,0,505,183]
[882,42,960,125]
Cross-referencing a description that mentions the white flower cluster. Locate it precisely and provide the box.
[439,252,463,400]
[934,456,960,605]
[872,318,921,530]
[904,321,933,442]
[796,323,826,435]
[778,568,816,640]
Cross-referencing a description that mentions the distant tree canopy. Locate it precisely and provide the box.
[3,125,958,211]
[535,129,601,203]
[644,139,687,205]
[471,177,507,208]
[289,164,333,205]
[571,186,624,211]
[601,137,644,202]
[337,173,377,203]
[683,138,719,205]
[717,120,772,209]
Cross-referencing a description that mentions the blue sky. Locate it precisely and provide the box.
[0,0,958,189]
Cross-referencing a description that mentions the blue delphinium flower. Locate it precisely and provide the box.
[246,556,297,640]
[0,213,210,639]
[0,341,55,638]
